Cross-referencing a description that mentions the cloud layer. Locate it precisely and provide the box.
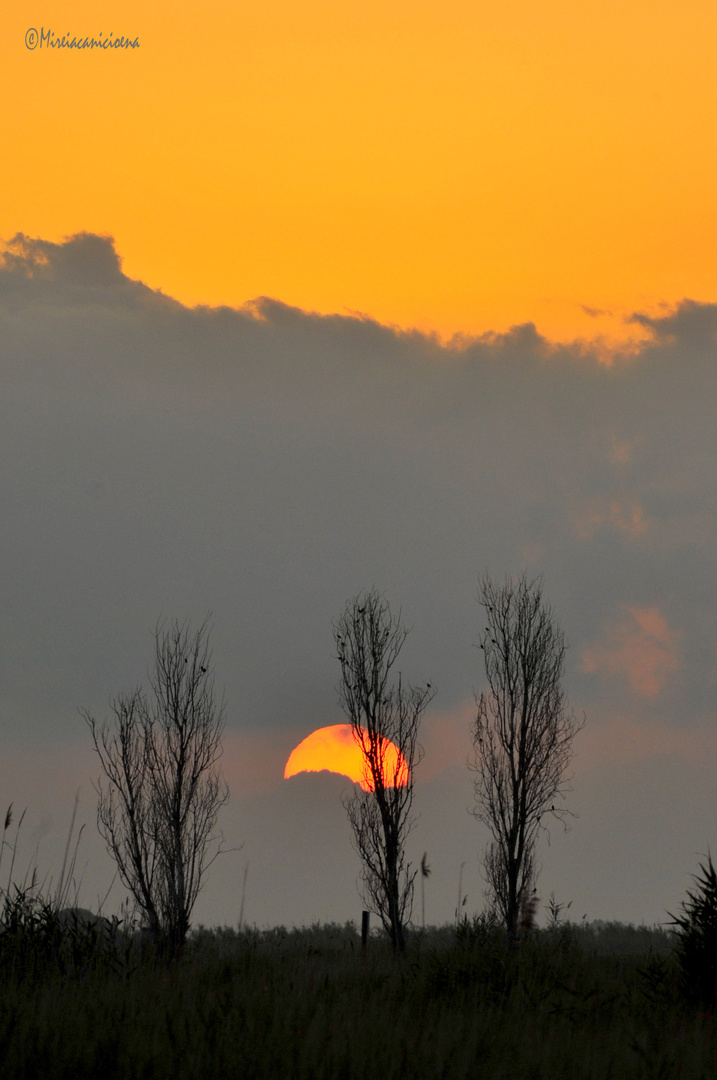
[2,232,716,927]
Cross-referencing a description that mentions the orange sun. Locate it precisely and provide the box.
[284,724,408,792]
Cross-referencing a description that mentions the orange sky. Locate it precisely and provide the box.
[4,0,717,342]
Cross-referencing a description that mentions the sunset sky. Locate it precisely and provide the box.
[4,0,717,342]
[2,0,717,931]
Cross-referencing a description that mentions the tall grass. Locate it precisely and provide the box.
[0,800,128,985]
[669,853,717,1007]
[0,808,714,1079]
[0,916,712,1080]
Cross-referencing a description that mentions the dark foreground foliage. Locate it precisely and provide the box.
[669,854,717,1008]
[0,915,715,1080]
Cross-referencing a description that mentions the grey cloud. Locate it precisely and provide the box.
[1,232,716,927]
[629,298,717,348]
[2,231,127,288]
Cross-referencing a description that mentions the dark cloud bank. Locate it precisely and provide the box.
[1,231,716,928]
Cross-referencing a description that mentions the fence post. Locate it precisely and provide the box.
[361,910,370,954]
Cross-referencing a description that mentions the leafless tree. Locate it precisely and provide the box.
[82,618,229,958]
[334,590,434,955]
[470,573,584,941]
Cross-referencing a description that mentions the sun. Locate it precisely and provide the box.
[284,724,408,792]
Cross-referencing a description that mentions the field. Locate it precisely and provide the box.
[0,914,714,1080]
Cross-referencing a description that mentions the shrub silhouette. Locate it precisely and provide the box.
[0,888,123,980]
[669,854,717,1006]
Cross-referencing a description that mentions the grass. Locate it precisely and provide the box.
[1,804,714,1079]
[0,915,713,1080]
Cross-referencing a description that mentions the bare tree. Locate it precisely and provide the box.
[82,618,229,957]
[334,590,434,955]
[470,573,583,941]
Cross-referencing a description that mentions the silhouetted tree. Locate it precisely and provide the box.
[82,618,228,958]
[470,573,583,941]
[334,590,434,955]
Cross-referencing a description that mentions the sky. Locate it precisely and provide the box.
[5,0,717,344]
[1,0,716,930]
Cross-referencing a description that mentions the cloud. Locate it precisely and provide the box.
[419,702,476,781]
[574,710,717,771]
[1,231,126,287]
[581,606,682,699]
[628,299,717,349]
[2,230,717,925]
[575,497,650,541]
[609,435,640,465]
